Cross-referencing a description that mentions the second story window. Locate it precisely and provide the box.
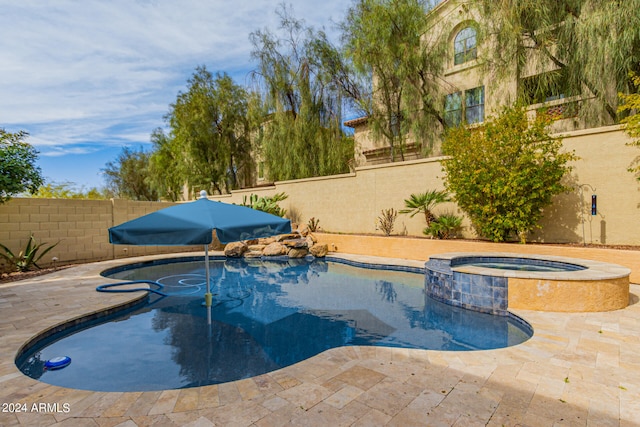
[454,27,477,65]
[465,86,484,124]
[444,86,485,127]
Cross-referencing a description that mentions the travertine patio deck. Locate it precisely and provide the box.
[1,253,639,426]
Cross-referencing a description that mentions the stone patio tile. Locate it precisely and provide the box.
[173,388,199,413]
[331,365,386,391]
[94,417,132,427]
[351,408,392,427]
[234,378,261,401]
[252,404,303,427]
[251,374,283,395]
[76,393,124,418]
[202,401,270,426]
[356,378,423,417]
[260,395,289,412]
[323,385,364,409]
[124,391,163,417]
[277,382,332,410]
[287,402,360,427]
[130,414,179,426]
[216,382,241,406]
[196,386,220,410]
[147,389,180,415]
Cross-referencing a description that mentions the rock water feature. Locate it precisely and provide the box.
[223,225,328,259]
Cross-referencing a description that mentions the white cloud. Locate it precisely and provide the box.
[0,0,349,159]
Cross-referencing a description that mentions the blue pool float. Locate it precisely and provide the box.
[44,356,71,370]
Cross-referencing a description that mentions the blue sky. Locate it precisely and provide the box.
[0,0,350,190]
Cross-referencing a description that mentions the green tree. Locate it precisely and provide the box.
[442,105,577,243]
[0,129,44,203]
[103,146,158,201]
[147,128,185,202]
[33,181,111,199]
[167,67,253,195]
[619,73,640,180]
[249,5,354,181]
[340,0,447,160]
[481,0,640,124]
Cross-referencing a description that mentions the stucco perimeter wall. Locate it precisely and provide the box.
[313,233,640,285]
[0,198,200,269]
[214,125,640,246]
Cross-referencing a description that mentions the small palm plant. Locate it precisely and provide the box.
[424,212,463,239]
[400,190,450,227]
[0,234,60,272]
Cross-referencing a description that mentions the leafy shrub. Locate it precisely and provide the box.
[619,72,640,180]
[0,234,60,272]
[442,104,577,243]
[424,211,463,239]
[377,208,398,236]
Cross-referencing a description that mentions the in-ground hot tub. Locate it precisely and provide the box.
[425,253,631,313]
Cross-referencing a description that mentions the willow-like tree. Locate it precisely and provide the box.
[249,5,354,181]
[481,0,640,124]
[147,128,185,201]
[167,67,253,195]
[103,146,158,201]
[340,0,448,161]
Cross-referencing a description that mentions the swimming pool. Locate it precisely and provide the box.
[17,257,532,392]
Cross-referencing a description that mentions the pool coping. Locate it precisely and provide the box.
[1,251,640,426]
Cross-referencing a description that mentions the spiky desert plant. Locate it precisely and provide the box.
[0,234,60,272]
[377,208,398,236]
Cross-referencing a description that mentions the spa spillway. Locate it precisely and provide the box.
[425,253,631,313]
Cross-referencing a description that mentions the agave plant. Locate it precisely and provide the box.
[0,234,60,272]
[399,190,450,227]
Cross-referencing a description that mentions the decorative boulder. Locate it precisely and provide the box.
[310,244,328,258]
[305,236,315,249]
[248,244,266,252]
[258,237,276,245]
[298,224,310,237]
[224,241,248,257]
[283,238,308,248]
[263,242,287,256]
[288,248,308,258]
[244,250,263,258]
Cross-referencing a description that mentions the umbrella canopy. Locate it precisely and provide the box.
[108,192,291,324]
[109,193,291,246]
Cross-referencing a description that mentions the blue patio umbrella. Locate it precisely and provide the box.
[109,191,291,322]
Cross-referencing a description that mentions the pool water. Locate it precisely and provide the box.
[465,261,576,272]
[17,258,532,392]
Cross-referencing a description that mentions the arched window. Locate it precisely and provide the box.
[454,27,477,65]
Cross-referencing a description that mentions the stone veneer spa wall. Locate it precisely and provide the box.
[425,253,631,313]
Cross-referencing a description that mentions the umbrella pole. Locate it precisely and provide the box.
[204,244,212,325]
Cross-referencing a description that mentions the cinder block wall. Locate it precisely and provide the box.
[0,198,199,271]
[213,126,640,246]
